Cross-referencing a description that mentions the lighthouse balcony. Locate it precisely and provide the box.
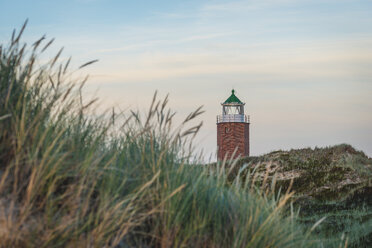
[217,114,250,123]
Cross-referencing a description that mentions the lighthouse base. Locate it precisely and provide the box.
[217,122,249,161]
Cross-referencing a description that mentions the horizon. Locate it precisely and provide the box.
[1,0,371,160]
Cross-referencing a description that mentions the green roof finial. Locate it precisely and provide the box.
[223,89,243,104]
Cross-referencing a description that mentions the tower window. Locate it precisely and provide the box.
[225,127,229,133]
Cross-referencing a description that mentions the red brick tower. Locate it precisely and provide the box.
[217,89,250,160]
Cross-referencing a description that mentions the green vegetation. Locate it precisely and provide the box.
[1,23,368,247]
[234,145,372,247]
[0,24,310,248]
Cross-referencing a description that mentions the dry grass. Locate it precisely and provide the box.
[0,22,335,247]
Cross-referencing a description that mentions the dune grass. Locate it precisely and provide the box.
[0,23,350,247]
[228,144,371,248]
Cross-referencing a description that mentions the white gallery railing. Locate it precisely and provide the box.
[217,114,250,123]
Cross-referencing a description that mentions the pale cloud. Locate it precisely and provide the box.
[200,0,305,13]
[88,37,372,84]
[95,32,234,54]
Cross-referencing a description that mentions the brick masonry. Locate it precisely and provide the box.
[217,122,249,160]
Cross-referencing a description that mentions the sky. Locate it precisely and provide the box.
[1,0,372,160]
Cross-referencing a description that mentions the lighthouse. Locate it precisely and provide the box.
[217,89,250,160]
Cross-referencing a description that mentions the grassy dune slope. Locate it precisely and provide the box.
[233,145,372,247]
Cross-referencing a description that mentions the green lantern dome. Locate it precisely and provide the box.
[223,89,243,104]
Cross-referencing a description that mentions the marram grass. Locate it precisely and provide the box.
[0,23,347,247]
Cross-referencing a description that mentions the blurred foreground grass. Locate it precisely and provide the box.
[0,23,353,247]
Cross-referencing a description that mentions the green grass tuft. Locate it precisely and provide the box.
[0,23,332,248]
